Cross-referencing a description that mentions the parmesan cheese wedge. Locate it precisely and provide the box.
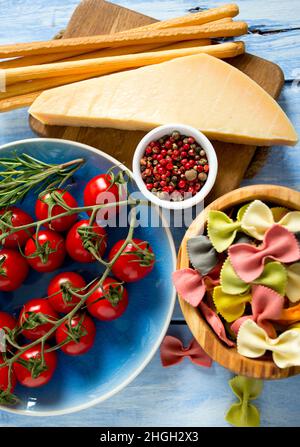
[29,54,298,146]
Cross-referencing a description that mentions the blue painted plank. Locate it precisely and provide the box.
[0,324,299,427]
[240,30,300,81]
[0,0,300,428]
[0,0,80,43]
[113,0,300,25]
[242,83,300,189]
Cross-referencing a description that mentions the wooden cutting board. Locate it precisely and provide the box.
[29,0,285,203]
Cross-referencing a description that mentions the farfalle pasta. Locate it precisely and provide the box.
[207,200,300,252]
[173,199,300,369]
[237,320,300,368]
[187,235,218,275]
[160,335,212,368]
[231,285,284,338]
[241,200,300,240]
[221,258,287,296]
[213,286,251,322]
[225,375,263,427]
[229,225,300,283]
[285,263,300,303]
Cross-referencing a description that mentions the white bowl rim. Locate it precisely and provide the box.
[0,137,177,417]
[132,124,218,210]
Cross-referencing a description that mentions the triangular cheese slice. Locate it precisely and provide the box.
[29,54,298,146]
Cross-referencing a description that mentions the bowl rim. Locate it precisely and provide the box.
[0,137,177,416]
[178,184,300,380]
[132,124,218,210]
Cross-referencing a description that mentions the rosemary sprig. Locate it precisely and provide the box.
[0,154,84,207]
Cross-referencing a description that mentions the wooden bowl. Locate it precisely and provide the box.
[178,184,300,379]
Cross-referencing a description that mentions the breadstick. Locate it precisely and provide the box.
[148,38,211,52]
[0,43,165,69]
[0,21,248,58]
[3,41,245,85]
[125,16,233,34]
[118,3,239,33]
[64,39,211,61]
[0,39,212,69]
[0,92,41,112]
[0,51,85,69]
[0,73,101,100]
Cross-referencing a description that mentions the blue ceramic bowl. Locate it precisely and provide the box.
[0,139,176,416]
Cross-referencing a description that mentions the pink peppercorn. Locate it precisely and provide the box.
[140,131,209,201]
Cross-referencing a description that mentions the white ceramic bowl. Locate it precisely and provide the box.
[132,124,218,210]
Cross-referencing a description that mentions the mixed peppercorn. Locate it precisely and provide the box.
[140,131,209,201]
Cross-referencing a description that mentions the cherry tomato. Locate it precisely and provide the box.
[13,344,57,388]
[83,174,120,218]
[0,311,16,333]
[24,230,66,273]
[18,298,58,341]
[0,355,16,394]
[108,239,155,282]
[55,313,96,356]
[48,272,86,314]
[86,278,128,321]
[0,249,29,291]
[35,189,78,232]
[66,220,107,263]
[0,207,34,248]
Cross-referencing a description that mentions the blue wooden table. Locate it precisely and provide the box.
[0,0,300,427]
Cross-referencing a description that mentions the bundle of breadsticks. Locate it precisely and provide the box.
[0,3,248,112]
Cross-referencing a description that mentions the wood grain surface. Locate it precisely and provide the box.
[29,0,284,204]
